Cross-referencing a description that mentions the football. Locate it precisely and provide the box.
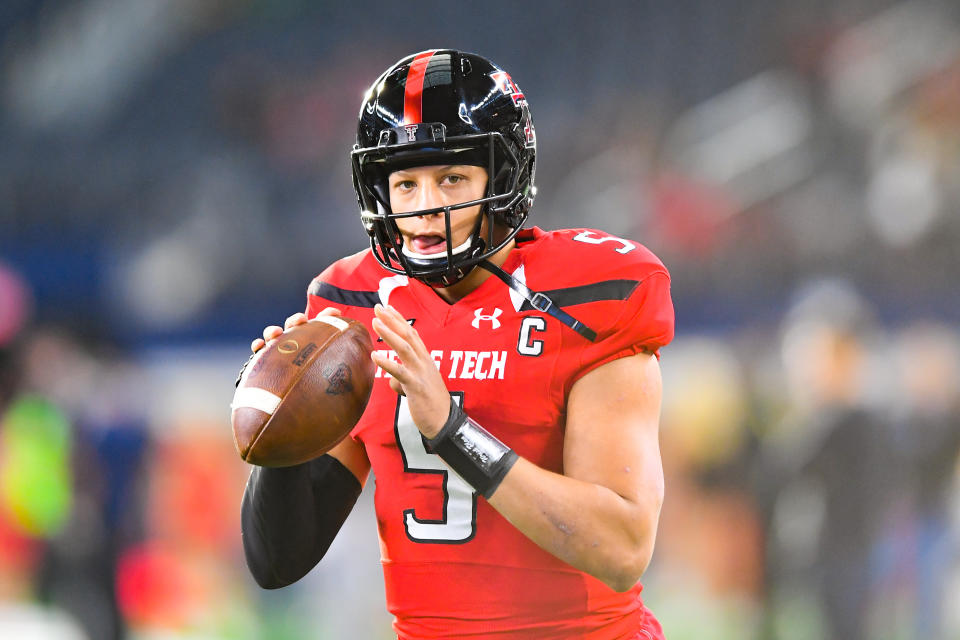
[231,315,375,467]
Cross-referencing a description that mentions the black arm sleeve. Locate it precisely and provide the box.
[241,454,362,589]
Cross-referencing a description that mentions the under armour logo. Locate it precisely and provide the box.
[472,307,503,330]
[404,124,418,142]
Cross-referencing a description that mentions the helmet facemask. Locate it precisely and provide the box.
[352,124,531,288]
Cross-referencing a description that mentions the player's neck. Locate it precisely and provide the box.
[433,239,515,304]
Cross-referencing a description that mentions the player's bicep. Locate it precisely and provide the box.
[563,352,664,509]
[327,435,371,488]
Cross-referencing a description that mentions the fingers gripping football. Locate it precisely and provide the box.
[251,308,342,354]
[233,309,374,467]
[371,304,450,438]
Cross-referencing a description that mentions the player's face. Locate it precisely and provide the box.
[388,165,488,255]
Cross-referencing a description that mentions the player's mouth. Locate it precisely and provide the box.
[410,234,447,254]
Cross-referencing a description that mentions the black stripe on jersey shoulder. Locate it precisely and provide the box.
[520,279,640,312]
[308,280,380,308]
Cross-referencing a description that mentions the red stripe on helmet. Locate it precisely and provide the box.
[403,51,436,125]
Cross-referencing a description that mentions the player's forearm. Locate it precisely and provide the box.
[487,458,662,592]
[241,455,361,589]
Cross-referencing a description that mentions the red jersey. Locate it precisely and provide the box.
[306,227,674,639]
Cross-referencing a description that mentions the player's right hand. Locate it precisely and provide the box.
[250,307,342,353]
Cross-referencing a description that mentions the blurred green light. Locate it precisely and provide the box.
[0,396,73,538]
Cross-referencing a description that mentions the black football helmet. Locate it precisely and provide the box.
[351,49,536,287]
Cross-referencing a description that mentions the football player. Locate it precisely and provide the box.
[241,49,674,639]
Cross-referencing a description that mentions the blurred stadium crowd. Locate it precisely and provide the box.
[1,0,959,638]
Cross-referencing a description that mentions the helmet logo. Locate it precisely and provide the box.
[490,71,526,107]
[472,307,503,330]
[403,124,418,142]
[492,71,535,145]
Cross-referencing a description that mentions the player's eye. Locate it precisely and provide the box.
[392,179,416,191]
[441,174,464,186]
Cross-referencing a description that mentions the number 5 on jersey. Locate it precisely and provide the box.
[394,393,478,543]
[572,230,636,254]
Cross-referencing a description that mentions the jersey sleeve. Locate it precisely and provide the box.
[305,272,351,318]
[304,250,379,318]
[572,268,674,384]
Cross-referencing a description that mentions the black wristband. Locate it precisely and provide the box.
[426,398,518,499]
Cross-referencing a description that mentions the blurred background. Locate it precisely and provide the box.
[1,0,959,638]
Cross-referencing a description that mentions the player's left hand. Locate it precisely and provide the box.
[371,303,450,438]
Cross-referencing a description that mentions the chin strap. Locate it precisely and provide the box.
[478,260,598,342]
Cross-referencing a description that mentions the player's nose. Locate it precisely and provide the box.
[413,181,444,216]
